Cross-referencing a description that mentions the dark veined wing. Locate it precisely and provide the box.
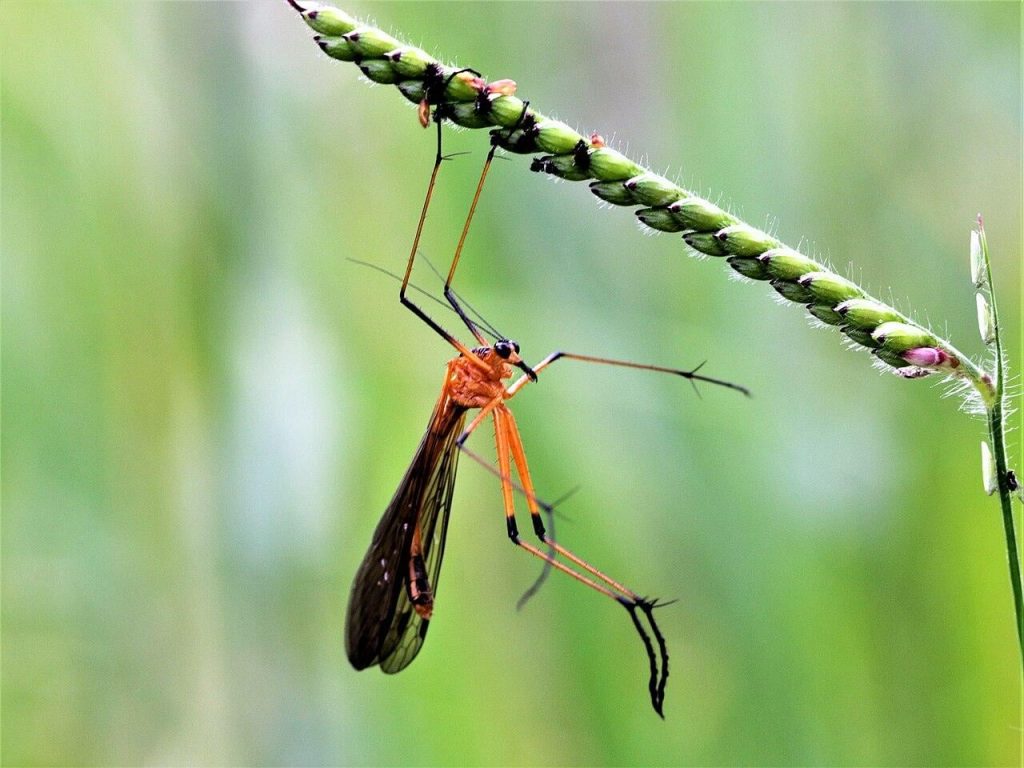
[378,411,463,673]
[345,393,466,672]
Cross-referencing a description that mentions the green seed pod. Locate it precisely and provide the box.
[442,101,490,129]
[624,173,683,207]
[301,5,358,35]
[636,207,685,233]
[841,327,880,348]
[589,180,635,206]
[714,224,778,257]
[442,70,480,102]
[727,256,771,280]
[806,304,845,326]
[798,271,865,306]
[871,321,936,353]
[535,119,584,154]
[771,279,814,303]
[315,35,359,62]
[532,154,591,181]
[683,231,728,257]
[589,147,644,182]
[759,248,822,281]
[492,124,539,154]
[359,59,399,85]
[835,298,903,330]
[489,95,528,128]
[386,46,435,78]
[397,79,425,104]
[343,27,402,58]
[668,198,732,231]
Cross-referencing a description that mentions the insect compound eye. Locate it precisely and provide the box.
[494,340,512,359]
[511,341,520,354]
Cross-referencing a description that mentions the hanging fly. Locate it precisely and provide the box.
[345,76,749,717]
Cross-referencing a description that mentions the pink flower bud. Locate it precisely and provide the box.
[901,347,947,367]
[486,78,517,96]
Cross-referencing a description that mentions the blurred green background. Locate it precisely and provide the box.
[3,2,1021,766]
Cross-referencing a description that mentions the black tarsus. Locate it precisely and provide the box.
[516,360,539,382]
[624,598,668,718]
[642,599,671,714]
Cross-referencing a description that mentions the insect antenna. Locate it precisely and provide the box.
[347,258,466,320]
[417,253,508,342]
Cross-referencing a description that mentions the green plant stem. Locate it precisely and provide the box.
[991,408,1022,655]
[978,221,1023,656]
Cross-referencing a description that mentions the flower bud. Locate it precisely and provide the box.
[315,35,358,62]
[532,154,590,181]
[343,27,401,58]
[668,198,732,231]
[300,4,358,35]
[386,46,435,78]
[771,279,813,303]
[535,119,584,155]
[397,80,426,105]
[489,95,528,128]
[486,79,517,97]
[441,70,481,102]
[589,147,643,182]
[842,327,880,348]
[714,224,777,257]
[358,59,398,85]
[901,347,950,367]
[446,101,491,129]
[806,304,844,326]
[835,298,903,330]
[683,232,728,257]
[871,321,936,353]
[797,272,865,306]
[492,124,539,155]
[589,180,635,206]
[759,248,821,281]
[636,207,684,233]
[873,347,912,369]
[728,256,770,280]
[623,173,682,207]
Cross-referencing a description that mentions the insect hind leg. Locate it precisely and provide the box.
[468,403,671,717]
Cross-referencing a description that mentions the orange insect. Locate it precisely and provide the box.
[345,84,748,716]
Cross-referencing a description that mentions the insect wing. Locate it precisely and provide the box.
[378,418,462,672]
[344,401,466,671]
